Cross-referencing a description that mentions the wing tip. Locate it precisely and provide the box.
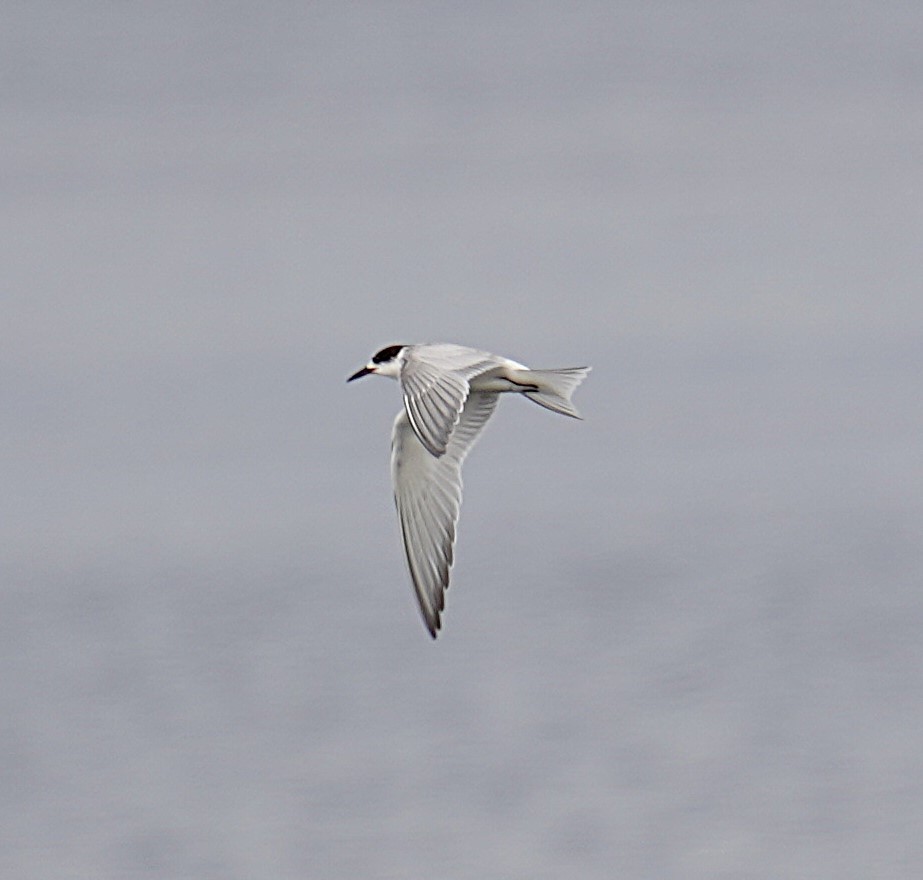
[422,609,441,639]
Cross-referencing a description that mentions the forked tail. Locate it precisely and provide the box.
[514,366,591,419]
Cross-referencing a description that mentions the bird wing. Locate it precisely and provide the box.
[399,344,499,457]
[391,390,499,637]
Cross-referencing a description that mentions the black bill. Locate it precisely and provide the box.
[347,366,373,382]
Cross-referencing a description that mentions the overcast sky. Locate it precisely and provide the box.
[4,1,922,375]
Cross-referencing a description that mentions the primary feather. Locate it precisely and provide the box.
[391,390,498,636]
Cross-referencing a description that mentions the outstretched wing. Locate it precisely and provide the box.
[399,344,498,457]
[390,390,499,637]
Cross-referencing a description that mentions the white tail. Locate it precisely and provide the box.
[513,366,591,419]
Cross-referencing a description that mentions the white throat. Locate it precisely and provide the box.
[374,358,402,379]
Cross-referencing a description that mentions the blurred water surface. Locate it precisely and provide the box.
[2,3,922,877]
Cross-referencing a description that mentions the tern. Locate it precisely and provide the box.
[348,343,590,638]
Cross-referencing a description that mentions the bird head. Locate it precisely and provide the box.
[347,344,407,382]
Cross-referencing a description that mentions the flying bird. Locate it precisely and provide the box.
[347,343,590,637]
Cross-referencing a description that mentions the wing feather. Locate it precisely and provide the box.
[399,344,499,457]
[390,390,499,636]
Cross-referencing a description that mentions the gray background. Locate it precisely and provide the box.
[3,3,922,877]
